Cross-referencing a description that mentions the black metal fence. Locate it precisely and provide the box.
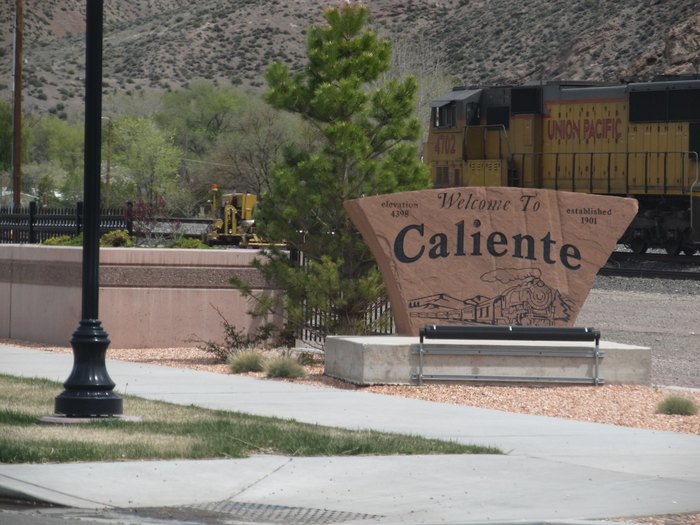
[297,294,395,346]
[0,202,131,244]
[291,249,396,346]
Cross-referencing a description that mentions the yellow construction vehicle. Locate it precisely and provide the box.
[202,185,261,247]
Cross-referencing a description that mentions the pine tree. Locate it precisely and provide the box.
[249,3,430,342]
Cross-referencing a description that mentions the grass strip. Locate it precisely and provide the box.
[0,374,500,463]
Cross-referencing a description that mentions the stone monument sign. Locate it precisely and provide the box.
[344,187,638,336]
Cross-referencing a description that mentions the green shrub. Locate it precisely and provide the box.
[43,230,133,247]
[265,357,306,379]
[170,237,210,249]
[228,351,265,374]
[656,395,698,416]
[43,233,82,246]
[100,229,134,247]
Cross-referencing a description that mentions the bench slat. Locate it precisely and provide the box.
[420,325,600,342]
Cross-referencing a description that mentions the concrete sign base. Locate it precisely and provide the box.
[325,335,650,386]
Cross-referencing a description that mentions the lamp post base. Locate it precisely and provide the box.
[54,391,123,418]
[54,319,123,418]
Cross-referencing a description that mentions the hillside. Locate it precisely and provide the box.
[1,0,699,116]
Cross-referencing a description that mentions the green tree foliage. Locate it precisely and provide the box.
[29,116,83,172]
[251,3,430,340]
[155,80,245,206]
[209,95,306,195]
[20,163,67,206]
[156,80,242,159]
[110,115,186,213]
[26,116,84,203]
[6,82,321,215]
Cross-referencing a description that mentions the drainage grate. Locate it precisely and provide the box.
[187,500,384,524]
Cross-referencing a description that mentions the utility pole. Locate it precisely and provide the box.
[12,0,23,208]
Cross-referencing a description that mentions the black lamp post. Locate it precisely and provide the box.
[54,0,122,417]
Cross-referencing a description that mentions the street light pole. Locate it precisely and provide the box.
[102,116,112,209]
[54,0,122,418]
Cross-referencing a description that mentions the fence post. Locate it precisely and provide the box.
[76,201,83,236]
[28,201,37,243]
[125,201,133,236]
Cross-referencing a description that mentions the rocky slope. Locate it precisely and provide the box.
[0,0,698,115]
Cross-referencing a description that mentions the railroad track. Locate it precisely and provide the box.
[608,252,699,265]
[600,249,700,279]
[598,266,700,280]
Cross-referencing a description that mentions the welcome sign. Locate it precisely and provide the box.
[344,187,637,336]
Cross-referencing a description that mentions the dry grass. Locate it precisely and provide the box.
[3,425,197,452]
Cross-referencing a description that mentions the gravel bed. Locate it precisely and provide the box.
[581,276,700,389]
[592,274,700,296]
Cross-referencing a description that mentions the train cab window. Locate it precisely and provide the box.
[434,103,457,128]
[669,89,700,121]
[436,166,449,186]
[630,88,700,122]
[466,102,481,125]
[629,90,668,122]
[511,87,542,114]
[487,106,510,129]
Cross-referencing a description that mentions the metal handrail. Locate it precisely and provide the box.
[507,150,696,194]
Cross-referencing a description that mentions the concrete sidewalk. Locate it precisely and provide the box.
[1,344,699,525]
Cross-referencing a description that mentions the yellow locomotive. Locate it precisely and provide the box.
[426,78,700,254]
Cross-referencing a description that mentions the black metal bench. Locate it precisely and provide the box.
[415,325,603,386]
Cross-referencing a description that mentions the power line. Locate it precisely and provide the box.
[180,157,236,168]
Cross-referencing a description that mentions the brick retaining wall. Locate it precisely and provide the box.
[0,245,281,348]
